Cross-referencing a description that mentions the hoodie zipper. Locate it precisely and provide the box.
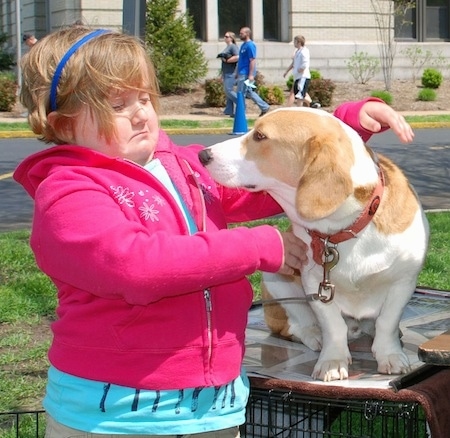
[204,288,213,365]
[178,159,214,372]
[181,159,214,369]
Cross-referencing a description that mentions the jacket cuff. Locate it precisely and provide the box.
[252,224,284,273]
[333,97,387,142]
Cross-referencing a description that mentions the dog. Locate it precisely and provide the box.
[198,107,429,382]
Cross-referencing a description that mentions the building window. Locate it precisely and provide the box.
[263,0,280,40]
[395,0,450,41]
[186,0,206,40]
[186,0,283,41]
[395,1,417,39]
[218,0,250,36]
[426,0,449,39]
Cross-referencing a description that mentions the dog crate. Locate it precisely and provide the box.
[241,388,428,438]
[0,398,429,438]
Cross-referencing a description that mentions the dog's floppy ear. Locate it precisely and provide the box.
[295,133,354,220]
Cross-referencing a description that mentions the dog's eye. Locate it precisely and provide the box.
[253,130,267,142]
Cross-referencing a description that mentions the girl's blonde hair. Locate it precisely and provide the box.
[20,26,160,144]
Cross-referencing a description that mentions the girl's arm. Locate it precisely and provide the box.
[334,98,414,143]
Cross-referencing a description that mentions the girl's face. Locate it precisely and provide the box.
[72,89,160,166]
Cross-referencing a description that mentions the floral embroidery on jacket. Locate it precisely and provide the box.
[139,202,160,222]
[152,195,165,206]
[110,185,135,207]
[111,184,167,222]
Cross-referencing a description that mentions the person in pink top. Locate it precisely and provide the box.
[14,26,413,437]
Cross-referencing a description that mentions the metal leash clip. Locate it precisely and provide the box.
[317,243,339,303]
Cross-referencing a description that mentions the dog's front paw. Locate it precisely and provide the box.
[377,353,411,375]
[312,359,350,381]
[291,324,322,351]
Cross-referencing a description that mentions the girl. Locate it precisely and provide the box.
[15,25,305,438]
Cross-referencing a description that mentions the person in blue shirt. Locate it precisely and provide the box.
[236,27,270,117]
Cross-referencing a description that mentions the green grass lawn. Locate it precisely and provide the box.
[0,211,448,435]
[0,123,31,131]
[2,114,450,133]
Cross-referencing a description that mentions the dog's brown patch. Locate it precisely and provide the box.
[261,282,293,340]
[295,133,355,219]
[354,184,377,204]
[371,155,419,234]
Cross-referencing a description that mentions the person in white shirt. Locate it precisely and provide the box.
[283,35,312,107]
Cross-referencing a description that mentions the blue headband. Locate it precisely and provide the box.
[49,29,110,111]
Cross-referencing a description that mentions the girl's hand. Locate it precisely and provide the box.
[359,101,414,144]
[277,230,308,275]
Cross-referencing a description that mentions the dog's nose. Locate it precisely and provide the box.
[198,149,213,166]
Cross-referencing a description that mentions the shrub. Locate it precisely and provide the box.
[417,88,437,101]
[286,71,321,91]
[308,78,336,107]
[0,71,15,81]
[401,47,433,82]
[0,51,14,72]
[370,90,393,105]
[145,0,207,94]
[204,78,226,107]
[286,74,294,90]
[258,85,285,105]
[421,68,443,89]
[0,32,15,71]
[254,71,265,89]
[345,51,380,84]
[0,73,17,111]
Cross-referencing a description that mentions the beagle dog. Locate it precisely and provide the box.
[199,107,429,382]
